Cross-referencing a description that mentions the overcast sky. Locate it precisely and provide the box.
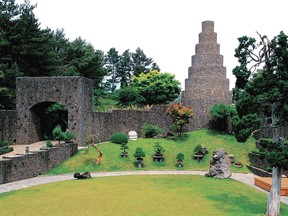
[16,0,288,90]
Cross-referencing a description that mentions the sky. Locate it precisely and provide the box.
[16,0,288,90]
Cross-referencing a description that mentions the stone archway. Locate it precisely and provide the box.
[16,76,94,145]
[30,101,68,140]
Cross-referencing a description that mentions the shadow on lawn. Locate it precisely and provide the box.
[173,134,190,142]
[205,192,267,215]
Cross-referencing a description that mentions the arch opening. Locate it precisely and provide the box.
[30,102,68,140]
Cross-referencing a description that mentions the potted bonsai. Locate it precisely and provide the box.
[134,147,146,168]
[120,142,129,158]
[193,144,205,161]
[176,152,185,167]
[153,142,165,162]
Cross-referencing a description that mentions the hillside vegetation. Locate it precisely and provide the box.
[48,129,256,174]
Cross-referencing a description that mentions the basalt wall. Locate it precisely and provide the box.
[0,143,78,184]
[0,110,17,143]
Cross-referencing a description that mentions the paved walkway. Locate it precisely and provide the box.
[1,142,288,204]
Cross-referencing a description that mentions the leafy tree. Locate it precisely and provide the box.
[131,47,160,76]
[131,70,181,106]
[232,31,288,216]
[114,86,145,108]
[210,103,236,132]
[166,103,194,135]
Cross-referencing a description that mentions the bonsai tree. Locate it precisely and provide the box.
[134,147,145,160]
[153,142,165,156]
[176,152,185,168]
[176,152,185,162]
[193,144,204,155]
[52,125,65,144]
[63,131,76,143]
[46,140,53,148]
[120,143,129,158]
[52,125,76,144]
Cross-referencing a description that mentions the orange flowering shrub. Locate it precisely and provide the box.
[166,103,194,135]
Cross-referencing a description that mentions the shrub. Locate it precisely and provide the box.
[141,124,163,138]
[110,132,128,144]
[0,147,13,155]
[0,139,9,147]
[52,125,76,144]
[166,103,194,135]
[63,132,76,142]
[46,140,53,148]
[52,125,64,144]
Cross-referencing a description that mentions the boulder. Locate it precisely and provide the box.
[74,172,92,179]
[206,149,231,179]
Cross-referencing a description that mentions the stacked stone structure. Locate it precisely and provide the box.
[182,21,231,130]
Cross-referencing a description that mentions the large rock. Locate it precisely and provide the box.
[74,172,92,179]
[206,149,231,178]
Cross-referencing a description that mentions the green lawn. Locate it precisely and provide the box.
[48,129,257,174]
[0,175,287,216]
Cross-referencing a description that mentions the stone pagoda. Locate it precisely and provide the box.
[182,20,231,130]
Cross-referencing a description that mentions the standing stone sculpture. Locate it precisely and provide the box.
[206,149,231,178]
[182,20,231,130]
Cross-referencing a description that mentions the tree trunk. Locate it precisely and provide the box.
[266,102,282,216]
[267,166,282,216]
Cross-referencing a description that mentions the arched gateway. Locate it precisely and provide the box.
[16,76,93,145]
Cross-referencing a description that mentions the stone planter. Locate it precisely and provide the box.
[234,162,243,168]
[153,154,164,162]
[120,152,128,158]
[177,160,183,168]
[193,154,204,162]
[135,158,143,168]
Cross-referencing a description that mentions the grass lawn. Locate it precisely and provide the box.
[1,175,288,216]
[48,129,257,174]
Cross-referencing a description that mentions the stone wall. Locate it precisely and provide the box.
[0,110,17,143]
[91,105,172,142]
[16,76,93,145]
[0,143,77,184]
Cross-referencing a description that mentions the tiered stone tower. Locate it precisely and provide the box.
[182,20,231,130]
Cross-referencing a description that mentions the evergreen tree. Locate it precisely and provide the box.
[105,48,120,92]
[233,31,288,216]
[64,37,107,88]
[131,47,159,76]
[117,49,132,88]
[0,0,57,108]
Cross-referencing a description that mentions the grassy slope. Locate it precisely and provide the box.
[1,175,288,216]
[48,129,257,174]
